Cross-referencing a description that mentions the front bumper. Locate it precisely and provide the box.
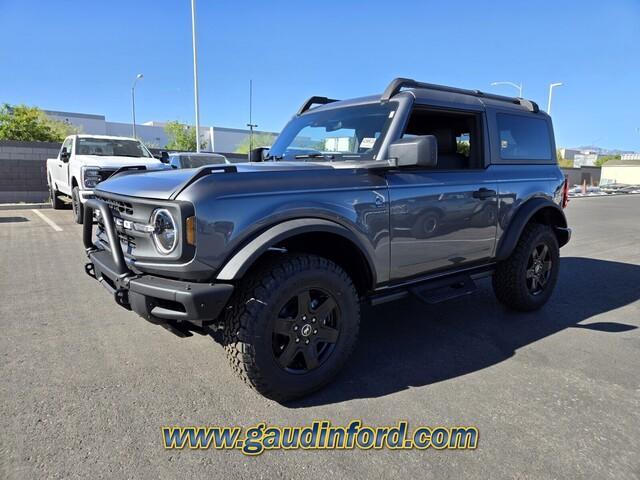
[78,189,94,204]
[82,198,233,328]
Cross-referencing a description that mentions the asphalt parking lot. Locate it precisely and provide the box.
[1,195,638,479]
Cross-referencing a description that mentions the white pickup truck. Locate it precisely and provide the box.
[47,135,169,223]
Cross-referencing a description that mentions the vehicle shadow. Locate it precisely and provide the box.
[0,216,30,223]
[287,257,639,408]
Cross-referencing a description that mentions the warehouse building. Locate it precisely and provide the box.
[44,110,277,153]
[600,159,640,186]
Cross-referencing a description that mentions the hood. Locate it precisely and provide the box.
[95,161,337,200]
[75,154,166,169]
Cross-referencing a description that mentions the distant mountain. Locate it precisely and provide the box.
[568,146,635,155]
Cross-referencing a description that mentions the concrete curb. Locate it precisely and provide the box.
[568,192,640,199]
[0,203,51,211]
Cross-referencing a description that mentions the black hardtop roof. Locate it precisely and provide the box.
[299,77,543,116]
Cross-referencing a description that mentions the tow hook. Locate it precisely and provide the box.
[114,288,131,311]
[84,262,96,279]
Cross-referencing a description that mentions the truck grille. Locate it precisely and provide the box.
[98,169,117,183]
[118,232,136,249]
[95,194,134,216]
[96,226,136,251]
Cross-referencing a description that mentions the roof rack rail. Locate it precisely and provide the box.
[380,77,539,113]
[297,96,339,116]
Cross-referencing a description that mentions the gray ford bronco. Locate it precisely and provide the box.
[83,78,571,401]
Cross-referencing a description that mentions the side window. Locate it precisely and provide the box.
[402,109,481,169]
[60,138,72,157]
[497,114,552,161]
[168,155,180,168]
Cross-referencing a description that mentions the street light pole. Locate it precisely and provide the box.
[547,82,563,115]
[190,0,201,152]
[131,73,143,139]
[247,79,258,161]
[490,81,523,97]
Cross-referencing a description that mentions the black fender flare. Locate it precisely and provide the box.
[216,218,377,283]
[496,198,569,260]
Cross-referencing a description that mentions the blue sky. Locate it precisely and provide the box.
[1,0,639,151]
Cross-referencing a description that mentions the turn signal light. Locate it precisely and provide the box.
[186,216,196,246]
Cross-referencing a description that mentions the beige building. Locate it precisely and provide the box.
[600,159,640,185]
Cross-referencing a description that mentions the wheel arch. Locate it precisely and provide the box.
[216,218,376,294]
[496,198,569,260]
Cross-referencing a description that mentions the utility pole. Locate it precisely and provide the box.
[246,79,258,161]
[547,82,563,115]
[131,74,143,138]
[490,81,523,97]
[190,0,201,152]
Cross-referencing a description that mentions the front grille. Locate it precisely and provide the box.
[118,232,136,249]
[96,226,136,251]
[98,169,117,183]
[95,194,134,216]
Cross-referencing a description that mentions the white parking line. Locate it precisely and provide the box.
[32,209,63,232]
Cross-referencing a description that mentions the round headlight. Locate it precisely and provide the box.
[151,209,177,254]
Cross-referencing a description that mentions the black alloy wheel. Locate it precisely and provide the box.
[272,288,341,373]
[526,244,552,295]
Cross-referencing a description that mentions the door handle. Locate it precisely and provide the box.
[472,188,496,200]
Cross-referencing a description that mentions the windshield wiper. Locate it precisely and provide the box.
[294,153,335,160]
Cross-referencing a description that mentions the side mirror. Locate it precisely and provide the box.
[60,148,70,163]
[159,151,169,163]
[388,135,438,167]
[249,147,268,162]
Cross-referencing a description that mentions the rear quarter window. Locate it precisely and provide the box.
[497,113,552,161]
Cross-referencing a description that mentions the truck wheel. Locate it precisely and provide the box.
[223,254,360,402]
[492,223,559,312]
[49,179,64,210]
[71,187,84,224]
[411,211,440,238]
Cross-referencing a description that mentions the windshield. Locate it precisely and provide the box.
[179,155,227,168]
[76,138,152,158]
[268,103,397,161]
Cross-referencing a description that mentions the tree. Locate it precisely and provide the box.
[595,154,620,167]
[0,104,78,142]
[456,140,470,157]
[234,133,276,154]
[556,149,573,168]
[164,121,205,151]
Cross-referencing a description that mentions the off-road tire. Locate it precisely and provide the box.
[49,179,64,210]
[71,186,83,224]
[223,254,360,402]
[492,223,560,312]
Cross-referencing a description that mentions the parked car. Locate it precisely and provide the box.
[166,152,229,169]
[82,78,571,401]
[47,135,169,223]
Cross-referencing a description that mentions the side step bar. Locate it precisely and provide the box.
[369,265,493,306]
[411,276,477,304]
